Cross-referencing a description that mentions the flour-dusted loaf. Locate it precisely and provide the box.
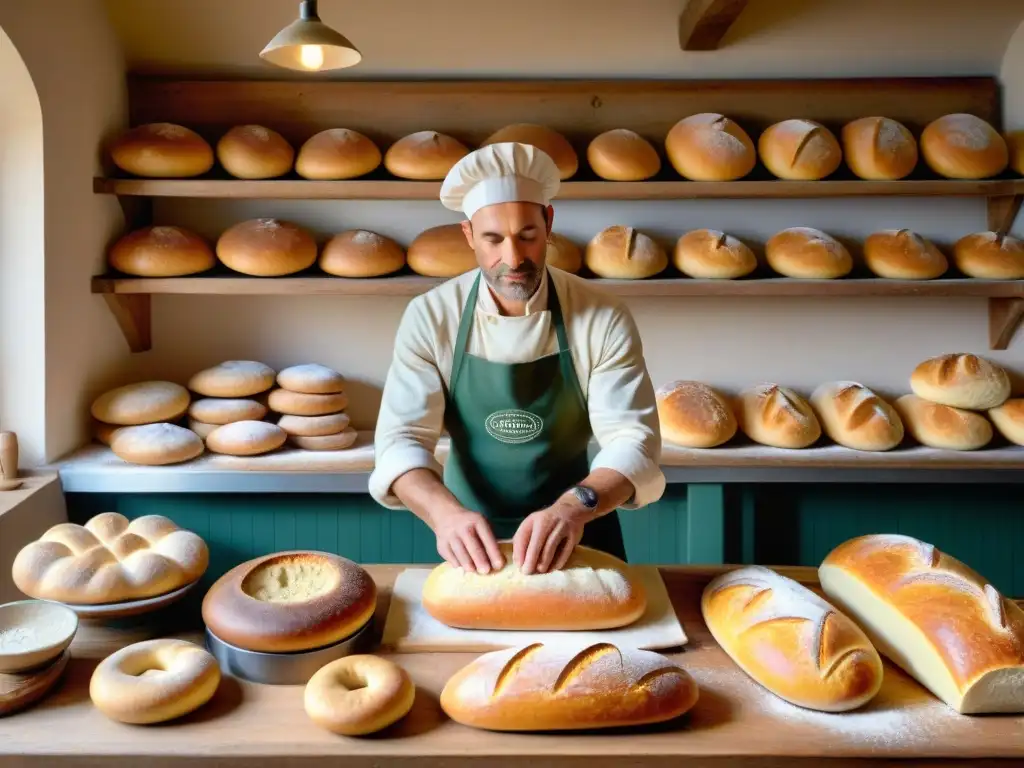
[319,229,406,278]
[909,353,1010,410]
[656,380,737,448]
[189,360,277,399]
[894,394,993,451]
[205,421,287,456]
[672,229,757,280]
[758,119,842,181]
[665,113,756,181]
[482,123,578,180]
[110,123,214,178]
[863,229,948,280]
[819,534,1024,714]
[920,113,1008,180]
[735,383,821,449]
[295,128,382,180]
[90,381,190,426]
[702,566,883,712]
[188,398,267,425]
[276,363,346,394]
[841,116,919,180]
[110,423,205,466]
[422,543,647,631]
[810,381,904,451]
[952,231,1024,280]
[440,641,699,731]
[585,226,667,279]
[765,227,852,279]
[108,226,216,277]
[216,218,318,277]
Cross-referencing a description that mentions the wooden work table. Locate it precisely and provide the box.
[0,565,1021,766]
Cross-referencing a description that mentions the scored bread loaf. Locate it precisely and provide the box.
[894,394,993,451]
[765,227,852,279]
[735,383,821,449]
[952,231,1024,280]
[810,381,904,451]
[758,119,842,181]
[585,226,667,279]
[422,543,646,630]
[920,114,1008,180]
[702,566,883,712]
[665,113,756,181]
[673,229,757,280]
[862,229,948,280]
[440,641,699,731]
[656,380,737,448]
[819,533,1024,714]
[841,116,919,180]
[909,353,1010,410]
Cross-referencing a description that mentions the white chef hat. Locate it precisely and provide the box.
[440,142,560,219]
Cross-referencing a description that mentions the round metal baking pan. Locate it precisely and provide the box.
[204,620,373,685]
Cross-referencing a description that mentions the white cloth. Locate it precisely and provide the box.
[369,266,667,511]
[440,142,560,218]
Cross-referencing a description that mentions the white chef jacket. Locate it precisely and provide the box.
[368,266,666,511]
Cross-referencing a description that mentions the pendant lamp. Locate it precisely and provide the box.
[260,0,361,72]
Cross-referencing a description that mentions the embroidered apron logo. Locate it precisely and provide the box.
[484,409,544,444]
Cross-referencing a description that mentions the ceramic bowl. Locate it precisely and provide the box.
[0,600,79,673]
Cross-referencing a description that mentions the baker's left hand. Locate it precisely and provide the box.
[512,502,591,575]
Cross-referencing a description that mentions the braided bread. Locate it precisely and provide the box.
[12,512,209,604]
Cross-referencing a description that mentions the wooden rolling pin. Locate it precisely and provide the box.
[0,432,23,491]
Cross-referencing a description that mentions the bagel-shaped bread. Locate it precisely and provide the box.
[758,119,843,180]
[90,381,190,426]
[188,398,267,425]
[952,231,1024,279]
[656,380,737,448]
[268,388,349,416]
[894,394,993,451]
[110,123,214,178]
[586,129,660,181]
[863,229,948,280]
[205,421,287,456]
[407,223,478,277]
[665,113,756,181]
[673,229,757,279]
[290,429,359,451]
[988,398,1024,446]
[585,226,667,279]
[920,113,1008,179]
[90,639,221,724]
[110,423,205,466]
[277,412,351,437]
[304,655,416,735]
[201,550,377,653]
[909,353,1010,410]
[765,227,852,279]
[216,124,295,179]
[277,363,346,394]
[384,131,469,180]
[482,123,578,179]
[319,230,406,278]
[735,383,821,449]
[216,218,317,277]
[108,226,216,277]
[841,116,919,180]
[545,232,582,273]
[188,360,276,398]
[296,128,382,180]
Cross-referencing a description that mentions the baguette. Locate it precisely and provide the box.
[819,534,1024,714]
[440,641,699,731]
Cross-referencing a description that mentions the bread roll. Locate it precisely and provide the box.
[188,398,267,425]
[545,232,582,273]
[988,398,1024,445]
[758,119,842,180]
[201,550,377,653]
[205,421,287,456]
[110,123,214,178]
[290,429,358,451]
[810,381,904,451]
[909,353,1010,410]
[665,113,756,181]
[90,381,190,426]
[268,388,349,416]
[702,566,883,712]
[440,641,699,732]
[894,394,993,450]
[277,363,346,394]
[819,533,1024,714]
[482,123,578,180]
[277,412,351,437]
[384,131,469,180]
[216,218,317,277]
[110,423,204,466]
[1007,129,1024,176]
[656,380,737,448]
[216,125,294,179]
[841,116,919,180]
[586,129,660,181]
[422,543,646,630]
[952,231,1024,279]
[319,230,406,278]
[920,114,1009,179]
[673,229,757,279]
[735,383,821,449]
[108,226,216,277]
[765,227,852,279]
[189,361,276,398]
[304,655,415,736]
[407,223,478,277]
[585,226,667,279]
[296,128,382,180]
[862,229,948,280]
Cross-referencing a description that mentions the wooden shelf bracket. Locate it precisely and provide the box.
[986,193,1023,235]
[678,0,749,51]
[988,297,1024,350]
[102,294,151,353]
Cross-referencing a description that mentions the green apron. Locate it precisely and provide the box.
[442,269,627,560]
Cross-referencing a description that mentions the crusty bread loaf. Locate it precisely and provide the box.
[216,218,318,277]
[90,381,190,426]
[735,383,821,449]
[656,380,737,448]
[952,231,1024,279]
[110,123,214,178]
[909,353,1010,410]
[988,398,1024,445]
[12,512,209,604]
[585,226,667,279]
[586,129,660,181]
[810,381,904,451]
[819,533,1024,714]
[673,229,757,279]
[765,227,852,279]
[894,394,993,450]
[862,229,948,280]
[384,131,469,180]
[319,230,406,278]
[201,550,377,653]
[440,641,699,731]
[841,116,919,180]
[110,423,206,466]
[545,232,582,273]
[920,114,1009,180]
[109,226,216,277]
[216,125,294,179]
[295,128,382,180]
[407,224,478,278]
[423,543,646,630]
[482,123,578,180]
[702,565,883,712]
[758,119,842,181]
[665,113,756,181]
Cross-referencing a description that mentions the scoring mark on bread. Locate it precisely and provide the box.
[492,643,544,698]
[553,643,622,693]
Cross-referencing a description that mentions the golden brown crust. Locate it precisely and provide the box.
[735,383,821,449]
[673,229,757,279]
[384,131,469,180]
[920,114,1008,179]
[109,226,216,277]
[841,116,919,180]
[988,398,1024,445]
[863,229,948,280]
[894,394,993,450]
[586,129,660,181]
[295,129,382,180]
[110,123,214,178]
[656,381,737,448]
[952,231,1024,279]
[304,655,416,735]
[665,113,756,181]
[758,119,842,181]
[482,123,578,180]
[810,381,904,451]
[909,353,1010,410]
[407,224,478,277]
[585,226,667,279]
[765,227,852,279]
[545,232,582,273]
[216,218,318,277]
[319,230,407,278]
[216,125,295,179]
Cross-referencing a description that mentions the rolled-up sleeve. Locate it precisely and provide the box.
[368,299,447,509]
[586,304,666,509]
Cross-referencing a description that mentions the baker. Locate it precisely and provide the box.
[369,142,665,575]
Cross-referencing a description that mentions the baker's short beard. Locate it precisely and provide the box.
[483,261,542,301]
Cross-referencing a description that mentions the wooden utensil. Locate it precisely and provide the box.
[0,650,69,716]
[0,432,22,491]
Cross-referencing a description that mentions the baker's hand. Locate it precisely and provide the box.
[432,506,505,574]
[513,503,589,575]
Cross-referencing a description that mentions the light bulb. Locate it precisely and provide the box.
[299,44,324,70]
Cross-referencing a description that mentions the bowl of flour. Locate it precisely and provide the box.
[0,600,78,673]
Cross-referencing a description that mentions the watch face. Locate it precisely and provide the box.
[572,485,598,509]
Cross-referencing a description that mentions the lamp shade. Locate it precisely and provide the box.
[260,2,361,72]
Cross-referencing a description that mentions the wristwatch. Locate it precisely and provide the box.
[569,484,599,511]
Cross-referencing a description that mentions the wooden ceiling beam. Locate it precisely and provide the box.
[679,0,750,51]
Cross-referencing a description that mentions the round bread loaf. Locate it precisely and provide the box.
[920,114,1008,179]
[110,423,205,466]
[93,420,124,446]
[952,231,1024,279]
[216,125,294,179]
[758,119,842,180]
[862,229,948,280]
[110,123,214,178]
[188,398,267,425]
[656,380,737,448]
[277,412,351,437]
[482,123,578,179]
[810,381,904,451]
[988,398,1024,445]
[735,383,821,449]
[188,418,218,439]
[765,227,852,279]
[1007,130,1024,176]
[290,429,359,451]
[108,226,216,277]
[216,218,318,277]
[295,128,382,180]
[205,421,287,456]
[384,131,469,180]
[586,129,660,181]
[894,394,993,451]
[841,116,919,180]
[585,226,667,279]
[673,229,757,279]
[407,223,478,277]
[201,550,377,653]
[545,232,582,273]
[304,655,415,736]
[664,113,756,181]
[91,381,190,426]
[319,230,406,278]
[268,388,349,416]
[277,363,346,394]
[189,361,276,398]
[909,353,1010,410]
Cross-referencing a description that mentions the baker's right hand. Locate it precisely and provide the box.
[432,507,504,574]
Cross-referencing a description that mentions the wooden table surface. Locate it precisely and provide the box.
[0,564,1021,767]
